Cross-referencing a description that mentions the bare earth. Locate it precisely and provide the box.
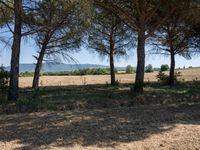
[19,68,200,88]
[1,105,200,150]
[1,68,200,150]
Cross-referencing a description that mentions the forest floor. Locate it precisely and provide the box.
[0,104,200,150]
[1,74,200,149]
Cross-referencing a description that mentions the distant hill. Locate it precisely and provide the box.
[5,63,129,73]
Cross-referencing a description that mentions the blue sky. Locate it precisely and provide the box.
[0,37,199,68]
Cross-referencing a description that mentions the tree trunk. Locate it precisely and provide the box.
[8,0,22,101]
[109,27,116,86]
[32,45,46,89]
[169,50,175,85]
[110,48,115,86]
[134,29,146,94]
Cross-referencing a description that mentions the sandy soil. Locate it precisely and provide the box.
[19,68,200,88]
[1,105,200,150]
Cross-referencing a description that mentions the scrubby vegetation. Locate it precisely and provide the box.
[161,64,170,72]
[145,64,154,73]
[126,65,134,74]
[0,66,10,104]
[156,71,182,85]
[19,68,115,77]
[0,65,9,91]
[1,81,200,113]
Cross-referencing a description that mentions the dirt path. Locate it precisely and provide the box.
[1,105,200,150]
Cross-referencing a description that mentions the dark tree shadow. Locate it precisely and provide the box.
[1,104,200,149]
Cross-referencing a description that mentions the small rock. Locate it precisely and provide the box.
[160,144,165,147]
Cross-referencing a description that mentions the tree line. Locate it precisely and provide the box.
[0,0,199,101]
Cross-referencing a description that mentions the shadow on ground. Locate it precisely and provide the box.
[0,104,200,149]
[14,82,200,111]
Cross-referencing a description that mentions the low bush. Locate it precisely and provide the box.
[161,64,169,72]
[156,71,169,83]
[19,72,34,77]
[73,68,110,75]
[156,71,182,84]
[16,97,45,112]
[20,68,112,77]
[145,64,154,73]
[0,65,10,91]
[126,65,134,74]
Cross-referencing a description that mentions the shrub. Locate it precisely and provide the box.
[126,65,134,74]
[161,64,169,72]
[0,65,10,91]
[19,72,34,77]
[156,71,182,84]
[113,80,120,86]
[156,71,169,83]
[145,64,154,73]
[16,97,45,112]
[16,97,36,106]
[73,68,110,75]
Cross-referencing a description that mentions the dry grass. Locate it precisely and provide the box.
[1,105,200,150]
[1,68,200,150]
[19,68,200,88]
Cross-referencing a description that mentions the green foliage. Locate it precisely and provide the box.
[0,1,13,28]
[1,81,200,113]
[16,97,45,112]
[156,71,169,83]
[16,97,36,107]
[126,65,134,74]
[0,65,10,90]
[42,72,70,76]
[18,68,112,77]
[87,5,134,59]
[25,0,90,72]
[161,64,169,72]
[157,71,182,84]
[19,72,34,77]
[73,68,110,75]
[145,64,154,73]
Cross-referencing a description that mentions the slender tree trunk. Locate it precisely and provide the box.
[109,26,116,86]
[109,20,116,86]
[32,45,47,89]
[8,0,22,101]
[169,50,175,85]
[134,29,146,94]
[110,48,115,86]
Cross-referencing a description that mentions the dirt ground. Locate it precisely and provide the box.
[19,68,200,88]
[1,68,200,150]
[1,104,200,150]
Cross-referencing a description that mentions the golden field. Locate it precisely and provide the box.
[19,68,200,88]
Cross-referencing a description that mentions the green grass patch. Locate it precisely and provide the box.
[1,82,200,113]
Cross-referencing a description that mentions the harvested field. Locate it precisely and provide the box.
[19,68,200,88]
[0,105,200,150]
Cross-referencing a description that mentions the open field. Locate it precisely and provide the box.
[19,67,200,87]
